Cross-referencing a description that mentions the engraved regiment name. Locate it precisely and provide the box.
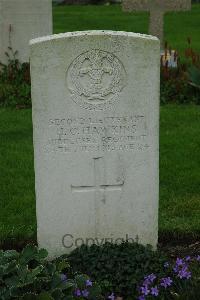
[46,114,149,153]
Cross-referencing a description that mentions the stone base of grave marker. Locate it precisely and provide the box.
[30,31,160,258]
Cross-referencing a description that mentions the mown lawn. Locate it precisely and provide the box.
[0,105,200,246]
[53,4,200,56]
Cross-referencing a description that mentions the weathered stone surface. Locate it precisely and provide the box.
[0,0,52,63]
[30,31,160,258]
[122,0,191,47]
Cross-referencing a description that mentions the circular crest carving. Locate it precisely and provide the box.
[66,49,126,110]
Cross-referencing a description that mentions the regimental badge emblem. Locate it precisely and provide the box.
[66,49,126,110]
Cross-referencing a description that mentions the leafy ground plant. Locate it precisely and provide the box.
[186,40,200,90]
[68,242,167,299]
[160,40,200,105]
[0,48,31,108]
[0,243,199,300]
[137,256,200,300]
[0,244,102,300]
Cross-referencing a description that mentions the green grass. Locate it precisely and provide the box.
[53,4,200,56]
[0,105,200,245]
[159,105,200,237]
[0,109,36,246]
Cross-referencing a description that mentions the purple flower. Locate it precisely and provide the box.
[176,258,184,266]
[60,273,67,283]
[173,265,179,273]
[164,262,169,268]
[160,277,173,288]
[82,289,89,297]
[141,285,150,296]
[138,296,146,300]
[143,274,156,285]
[75,289,81,297]
[196,255,200,262]
[177,266,191,279]
[108,293,115,300]
[173,259,186,274]
[86,279,93,287]
[151,286,159,297]
[185,256,191,261]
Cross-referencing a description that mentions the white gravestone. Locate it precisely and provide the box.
[30,31,160,258]
[0,0,52,64]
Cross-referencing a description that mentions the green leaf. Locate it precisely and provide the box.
[4,274,20,287]
[17,264,29,281]
[31,265,44,277]
[1,260,17,276]
[56,259,70,272]
[19,245,38,264]
[10,286,23,297]
[65,280,75,290]
[51,288,64,299]
[45,262,56,276]
[2,250,19,262]
[35,248,48,261]
[50,273,71,290]
[36,292,54,300]
[22,294,37,300]
[75,274,88,288]
[0,287,10,300]
[88,283,102,300]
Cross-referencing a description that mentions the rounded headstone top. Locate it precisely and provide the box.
[29,30,159,46]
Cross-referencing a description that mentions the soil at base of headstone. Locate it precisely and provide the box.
[1,235,200,258]
[158,233,200,258]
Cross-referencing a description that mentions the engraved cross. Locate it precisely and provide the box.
[71,157,124,202]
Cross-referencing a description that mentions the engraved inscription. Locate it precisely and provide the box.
[46,114,149,153]
[67,49,126,110]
